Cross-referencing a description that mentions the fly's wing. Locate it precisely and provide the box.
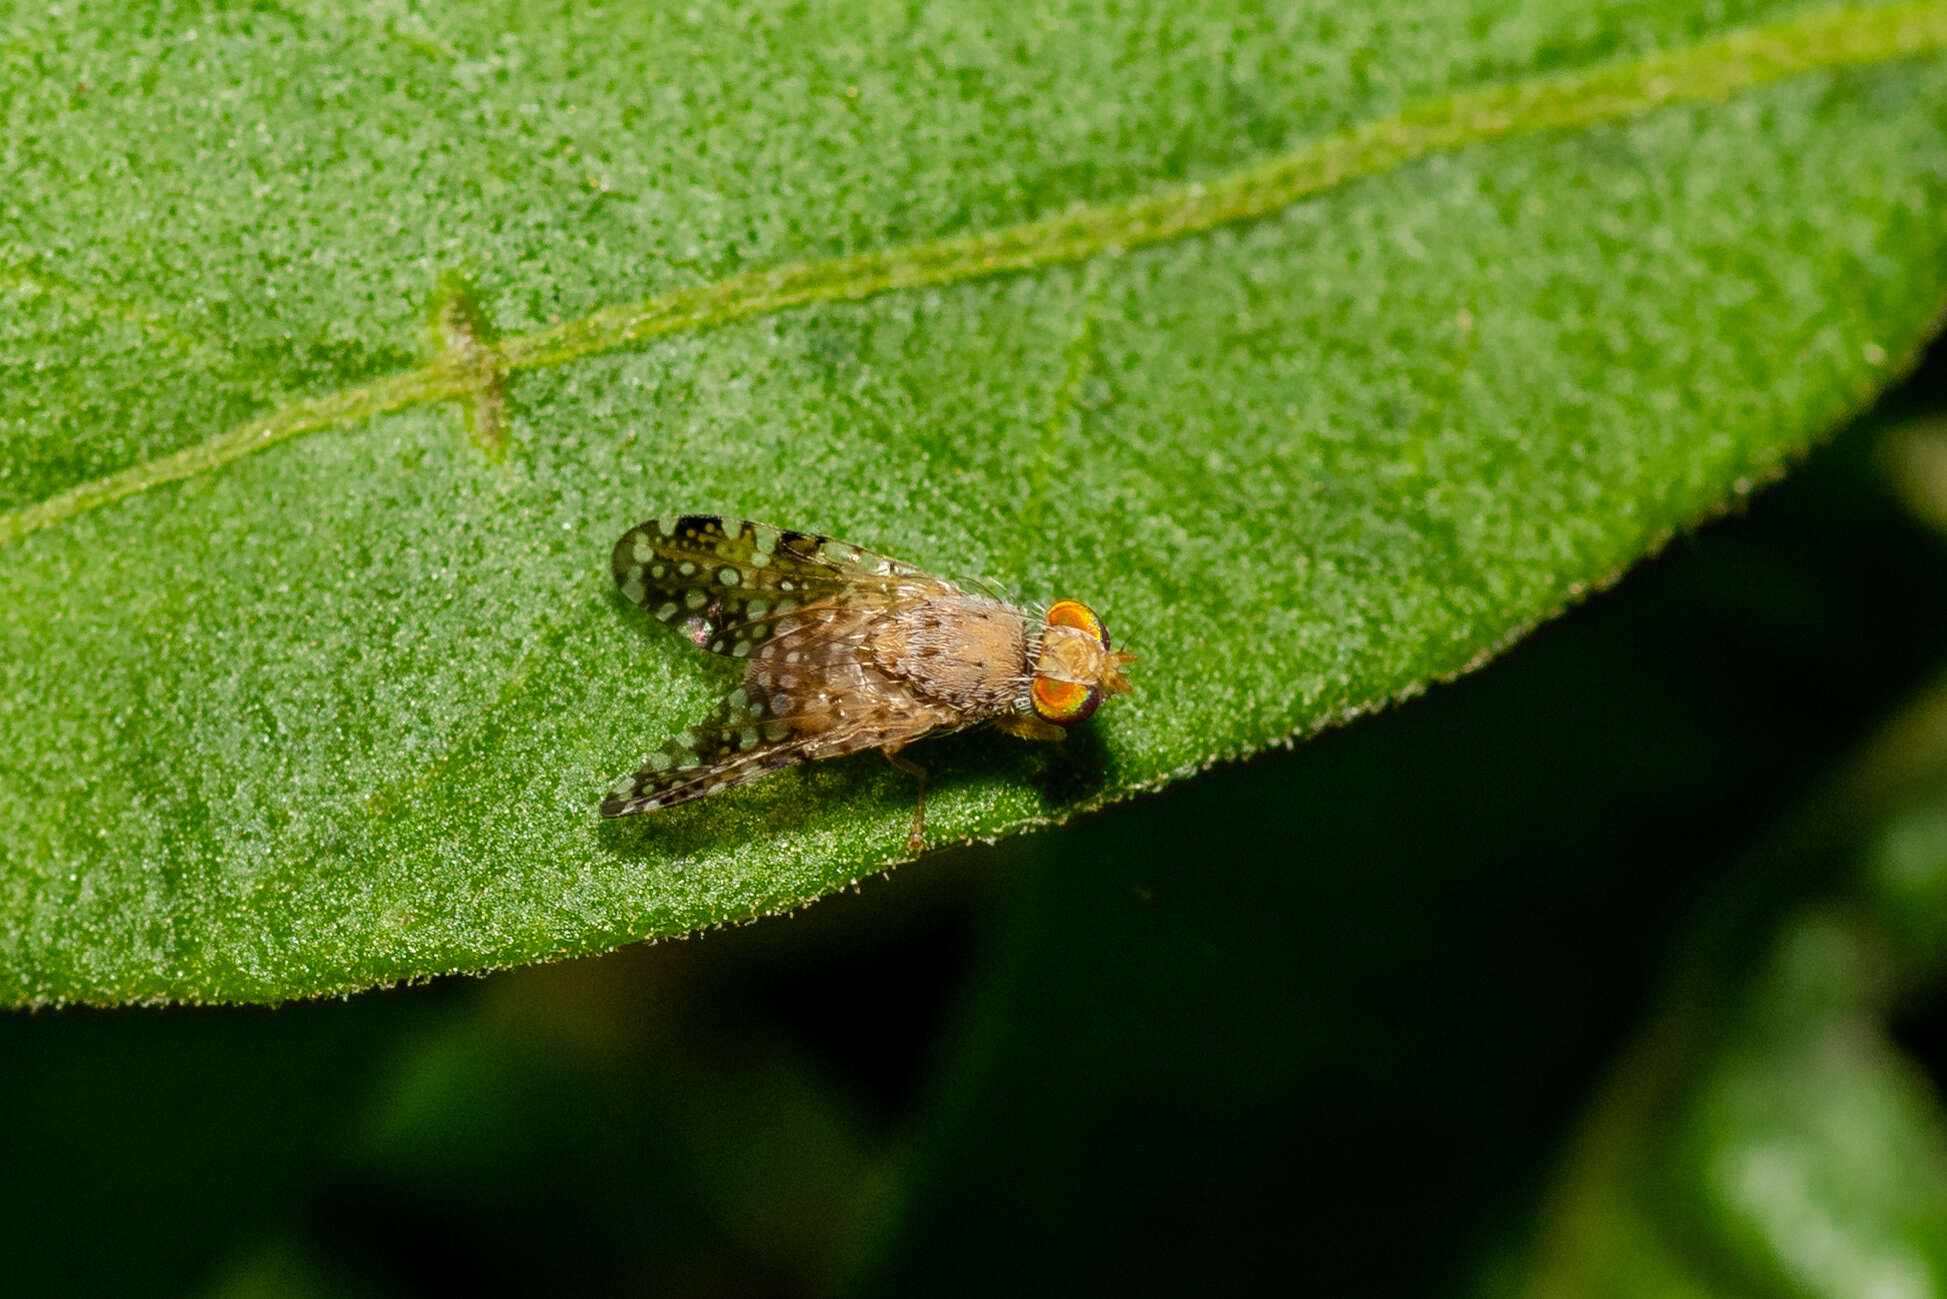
[603,516,966,818]
[600,595,953,817]
[611,515,950,659]
[599,680,822,817]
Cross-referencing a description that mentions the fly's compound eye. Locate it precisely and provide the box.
[1045,599,1109,649]
[1032,675,1102,725]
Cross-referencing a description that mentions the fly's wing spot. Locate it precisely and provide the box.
[602,677,852,816]
[613,516,915,662]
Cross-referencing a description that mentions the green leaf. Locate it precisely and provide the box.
[5,1,1947,1005]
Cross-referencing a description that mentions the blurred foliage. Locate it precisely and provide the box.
[1507,413,1947,1297]
[6,2,1947,1002]
[4,343,1946,1298]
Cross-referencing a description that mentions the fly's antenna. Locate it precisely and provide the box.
[1100,648,1138,695]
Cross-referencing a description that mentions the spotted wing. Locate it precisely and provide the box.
[599,681,822,817]
[600,596,960,818]
[611,515,950,659]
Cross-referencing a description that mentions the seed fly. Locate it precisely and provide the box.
[601,515,1136,852]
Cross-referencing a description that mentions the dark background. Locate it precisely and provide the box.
[7,339,1947,1298]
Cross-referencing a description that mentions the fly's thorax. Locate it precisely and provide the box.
[1028,600,1135,726]
[868,593,1033,718]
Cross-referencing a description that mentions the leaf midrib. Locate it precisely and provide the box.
[4,0,1944,549]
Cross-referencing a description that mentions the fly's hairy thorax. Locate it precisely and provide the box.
[864,593,1032,719]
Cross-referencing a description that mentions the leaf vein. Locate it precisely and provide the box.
[3,0,1943,548]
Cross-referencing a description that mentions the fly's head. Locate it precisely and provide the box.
[1029,599,1137,727]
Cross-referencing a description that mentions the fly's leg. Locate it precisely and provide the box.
[885,746,927,854]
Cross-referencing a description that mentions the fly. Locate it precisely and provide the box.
[602,515,1136,852]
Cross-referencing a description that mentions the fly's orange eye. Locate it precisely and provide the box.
[1045,599,1107,647]
[1032,675,1102,725]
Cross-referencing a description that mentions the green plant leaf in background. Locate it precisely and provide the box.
[1501,419,1947,1299]
[4,1,1947,1005]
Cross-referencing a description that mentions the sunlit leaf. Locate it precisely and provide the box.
[5,1,1947,1003]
